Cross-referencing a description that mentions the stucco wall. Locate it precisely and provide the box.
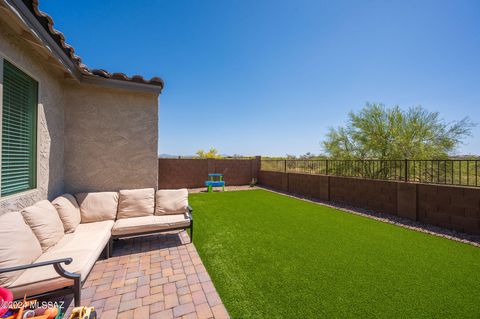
[0,21,65,213]
[64,84,158,193]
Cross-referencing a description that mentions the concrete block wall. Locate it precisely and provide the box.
[417,185,480,234]
[158,157,261,189]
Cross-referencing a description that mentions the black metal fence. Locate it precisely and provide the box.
[166,156,256,160]
[261,159,480,187]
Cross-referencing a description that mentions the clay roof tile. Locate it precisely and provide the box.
[21,0,164,90]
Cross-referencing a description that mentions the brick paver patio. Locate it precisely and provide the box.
[71,232,229,319]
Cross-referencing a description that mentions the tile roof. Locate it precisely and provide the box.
[21,0,164,89]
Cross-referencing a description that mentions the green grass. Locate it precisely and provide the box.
[189,189,480,319]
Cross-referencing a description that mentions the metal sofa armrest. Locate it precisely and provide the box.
[0,258,82,306]
[187,205,193,220]
[187,205,194,243]
[0,258,79,280]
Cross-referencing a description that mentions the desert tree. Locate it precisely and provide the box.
[323,103,475,160]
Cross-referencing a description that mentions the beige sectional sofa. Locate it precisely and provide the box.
[0,188,192,307]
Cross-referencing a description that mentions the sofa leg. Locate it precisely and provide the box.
[105,240,110,259]
[74,277,81,307]
[189,222,193,243]
[109,238,114,257]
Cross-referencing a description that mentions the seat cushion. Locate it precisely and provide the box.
[0,212,43,287]
[112,214,190,236]
[75,192,119,223]
[52,194,81,233]
[155,189,189,215]
[117,188,155,219]
[205,181,225,187]
[21,200,65,252]
[8,220,114,299]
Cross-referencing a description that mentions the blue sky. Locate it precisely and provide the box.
[41,0,480,156]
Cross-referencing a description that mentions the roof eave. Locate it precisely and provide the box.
[5,0,82,81]
[81,75,163,94]
[4,0,164,94]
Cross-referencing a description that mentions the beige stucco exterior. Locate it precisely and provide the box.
[64,84,158,193]
[0,19,65,212]
[0,13,160,213]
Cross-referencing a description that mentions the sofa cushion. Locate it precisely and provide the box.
[155,189,189,215]
[52,194,81,233]
[8,220,114,299]
[112,214,190,236]
[117,188,155,219]
[0,212,43,287]
[21,200,65,252]
[75,192,119,223]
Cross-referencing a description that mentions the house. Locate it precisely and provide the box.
[0,0,163,213]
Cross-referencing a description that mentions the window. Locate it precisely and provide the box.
[1,60,38,196]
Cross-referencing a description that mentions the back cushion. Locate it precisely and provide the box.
[52,194,81,233]
[117,188,155,219]
[75,192,119,223]
[21,200,65,252]
[155,189,189,215]
[0,212,42,287]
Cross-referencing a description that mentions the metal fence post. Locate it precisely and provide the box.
[404,159,408,183]
[476,160,478,187]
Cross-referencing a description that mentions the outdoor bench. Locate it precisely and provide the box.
[0,188,192,307]
[205,173,225,192]
[205,180,225,192]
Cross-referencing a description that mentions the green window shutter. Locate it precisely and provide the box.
[1,60,37,196]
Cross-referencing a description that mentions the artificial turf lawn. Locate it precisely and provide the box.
[189,189,480,319]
